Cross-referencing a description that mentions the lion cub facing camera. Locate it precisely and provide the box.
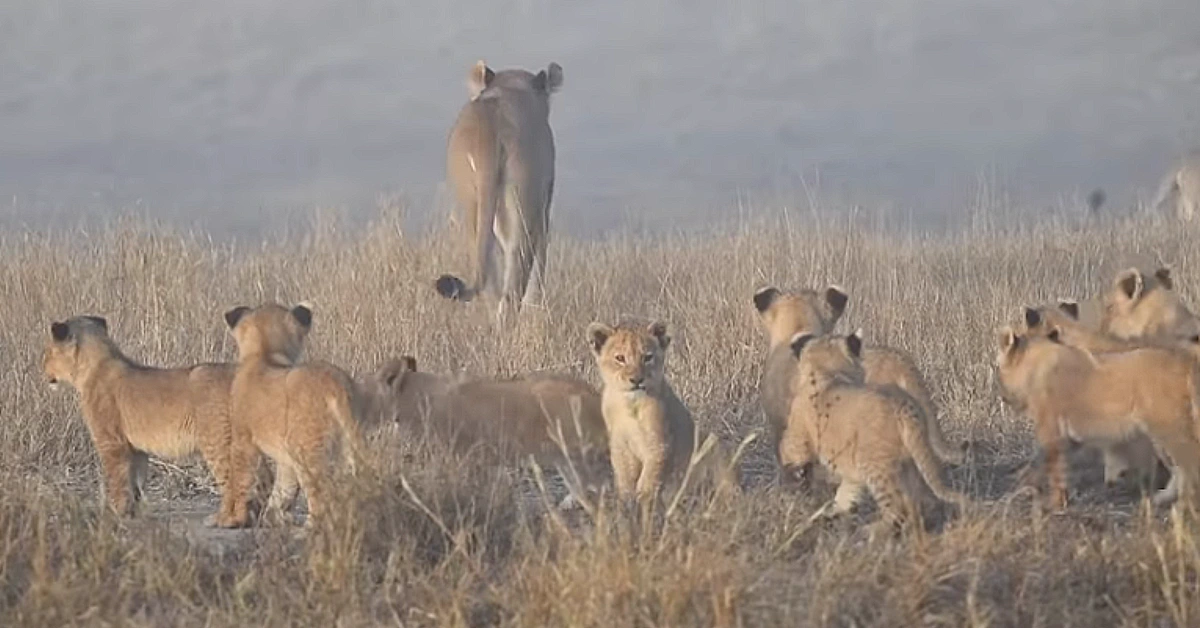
[586,320,734,506]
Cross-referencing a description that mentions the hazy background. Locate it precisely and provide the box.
[1,0,1198,235]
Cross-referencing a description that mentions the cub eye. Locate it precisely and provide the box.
[614,355,626,364]
[643,353,655,364]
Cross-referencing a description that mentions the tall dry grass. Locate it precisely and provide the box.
[3,206,1200,626]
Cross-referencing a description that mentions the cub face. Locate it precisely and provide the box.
[223,303,313,362]
[42,316,109,389]
[587,321,670,395]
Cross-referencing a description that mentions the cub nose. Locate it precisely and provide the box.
[629,376,644,388]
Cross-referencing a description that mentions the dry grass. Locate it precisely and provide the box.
[3,207,1200,626]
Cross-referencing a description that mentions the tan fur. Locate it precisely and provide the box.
[41,316,236,517]
[363,357,608,468]
[218,303,367,528]
[784,331,966,529]
[753,286,965,471]
[1101,267,1200,342]
[995,326,1200,510]
[1153,152,1200,222]
[435,60,564,325]
[587,320,734,504]
[1022,304,1161,486]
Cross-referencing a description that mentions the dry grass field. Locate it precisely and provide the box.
[3,206,1200,626]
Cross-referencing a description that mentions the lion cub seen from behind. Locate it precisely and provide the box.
[42,316,235,518]
[219,303,366,528]
[784,330,965,530]
[587,320,732,506]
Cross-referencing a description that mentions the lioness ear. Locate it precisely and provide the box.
[1155,267,1174,290]
[468,60,494,99]
[648,321,670,349]
[789,332,815,358]
[536,62,563,93]
[84,316,108,332]
[290,304,313,329]
[224,306,250,329]
[753,287,780,314]
[1115,268,1144,302]
[50,322,70,342]
[845,329,863,359]
[1057,300,1080,320]
[1023,307,1042,329]
[825,286,849,320]
[586,323,614,355]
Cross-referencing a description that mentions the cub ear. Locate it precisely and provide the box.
[50,322,70,342]
[535,62,563,93]
[83,316,108,332]
[468,60,495,99]
[648,321,670,349]
[825,286,849,320]
[586,323,614,355]
[1115,268,1144,302]
[845,329,863,359]
[224,306,250,329]
[377,356,418,389]
[995,326,1019,353]
[789,332,815,358]
[753,287,780,314]
[1057,300,1080,320]
[290,303,313,329]
[1155,267,1174,290]
[1023,307,1042,329]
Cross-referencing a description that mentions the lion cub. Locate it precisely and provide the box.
[1101,267,1200,342]
[219,303,366,528]
[42,316,235,517]
[754,286,965,475]
[587,321,731,504]
[784,330,965,529]
[364,356,609,466]
[995,326,1200,509]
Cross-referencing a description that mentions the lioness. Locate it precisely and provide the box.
[1153,152,1200,221]
[995,326,1200,509]
[753,286,965,476]
[1100,267,1200,342]
[587,320,734,504]
[218,303,366,528]
[42,316,235,517]
[435,60,563,325]
[784,330,965,529]
[363,356,608,468]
